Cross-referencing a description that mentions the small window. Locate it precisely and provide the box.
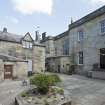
[78,51,83,65]
[22,41,33,49]
[100,20,105,33]
[78,30,84,41]
[29,43,32,48]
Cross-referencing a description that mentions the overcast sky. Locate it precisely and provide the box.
[0,0,105,38]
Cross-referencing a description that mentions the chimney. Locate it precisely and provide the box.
[3,27,7,33]
[42,32,46,40]
[35,31,39,41]
[35,30,41,42]
[71,17,73,24]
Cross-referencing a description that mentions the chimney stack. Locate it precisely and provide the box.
[42,32,46,40]
[35,30,41,43]
[35,31,39,41]
[3,27,7,33]
[71,17,73,24]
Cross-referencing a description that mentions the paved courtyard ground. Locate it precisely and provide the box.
[0,80,29,105]
[57,74,105,105]
[0,74,105,105]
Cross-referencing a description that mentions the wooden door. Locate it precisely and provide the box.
[4,65,13,79]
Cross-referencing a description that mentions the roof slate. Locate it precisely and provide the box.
[0,31,23,43]
[69,5,105,29]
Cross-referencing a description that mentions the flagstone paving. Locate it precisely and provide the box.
[1,74,105,105]
[0,80,29,105]
[57,74,105,105]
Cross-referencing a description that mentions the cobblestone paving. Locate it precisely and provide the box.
[0,80,29,105]
[57,74,105,105]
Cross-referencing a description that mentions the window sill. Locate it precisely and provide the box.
[78,64,83,66]
[23,47,33,50]
[99,32,105,36]
[77,40,84,43]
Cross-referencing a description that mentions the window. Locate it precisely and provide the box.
[100,20,105,33]
[78,51,83,65]
[63,39,69,55]
[22,41,33,49]
[78,30,84,41]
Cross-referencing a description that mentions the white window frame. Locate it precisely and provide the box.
[78,51,83,65]
[78,30,84,42]
[22,41,33,49]
[29,43,33,49]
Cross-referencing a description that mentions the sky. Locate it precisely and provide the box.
[0,0,105,38]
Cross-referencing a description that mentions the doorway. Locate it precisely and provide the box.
[100,48,105,69]
[4,65,13,79]
[58,65,60,73]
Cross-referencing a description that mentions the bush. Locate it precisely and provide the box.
[21,91,29,97]
[49,74,61,83]
[30,74,61,94]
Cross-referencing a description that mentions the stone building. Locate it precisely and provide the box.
[69,5,105,78]
[0,28,45,80]
[41,31,71,74]
[42,5,105,78]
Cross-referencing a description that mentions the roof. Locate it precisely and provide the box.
[54,31,69,40]
[0,31,23,43]
[0,53,27,62]
[69,5,105,30]
[40,36,54,43]
[41,31,69,43]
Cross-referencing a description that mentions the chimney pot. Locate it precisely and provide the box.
[3,27,7,33]
[42,32,46,40]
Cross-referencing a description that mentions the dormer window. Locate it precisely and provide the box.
[22,41,33,49]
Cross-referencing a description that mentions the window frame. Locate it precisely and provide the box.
[22,40,33,49]
[63,39,69,55]
[78,51,83,65]
[78,30,84,42]
[100,20,105,34]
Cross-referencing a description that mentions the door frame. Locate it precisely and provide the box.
[4,65,13,79]
[100,48,105,69]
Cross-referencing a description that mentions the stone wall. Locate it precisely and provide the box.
[54,35,69,56]
[69,14,105,74]
[33,45,45,73]
[42,38,55,58]
[0,59,28,80]
[46,56,70,73]
[0,41,45,73]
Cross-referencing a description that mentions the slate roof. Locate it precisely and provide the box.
[54,31,69,40]
[0,31,23,43]
[69,5,105,29]
[0,53,27,62]
[41,31,69,42]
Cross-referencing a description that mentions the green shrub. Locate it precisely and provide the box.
[52,87,64,95]
[49,74,61,83]
[29,74,61,94]
[21,91,29,97]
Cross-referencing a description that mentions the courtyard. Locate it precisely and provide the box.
[58,74,105,105]
[0,80,29,105]
[0,74,105,105]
